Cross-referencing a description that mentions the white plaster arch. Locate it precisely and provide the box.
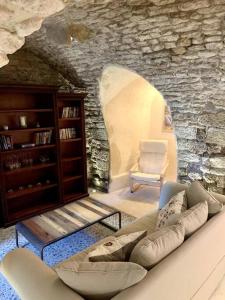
[99,65,177,192]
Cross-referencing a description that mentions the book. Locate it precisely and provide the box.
[34,130,53,145]
[62,106,79,118]
[0,135,13,150]
[59,128,77,140]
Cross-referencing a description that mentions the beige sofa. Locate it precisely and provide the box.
[1,181,225,300]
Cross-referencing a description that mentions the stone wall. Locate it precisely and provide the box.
[15,0,225,192]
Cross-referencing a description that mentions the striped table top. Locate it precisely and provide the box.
[16,198,118,247]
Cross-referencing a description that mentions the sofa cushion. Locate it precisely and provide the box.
[186,181,223,216]
[177,201,208,238]
[129,223,185,270]
[55,260,147,300]
[115,210,158,237]
[156,190,187,229]
[88,231,146,262]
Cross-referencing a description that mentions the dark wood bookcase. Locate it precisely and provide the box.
[0,85,88,227]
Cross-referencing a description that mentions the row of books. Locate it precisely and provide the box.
[59,128,76,140]
[62,106,79,118]
[34,130,52,145]
[0,135,13,150]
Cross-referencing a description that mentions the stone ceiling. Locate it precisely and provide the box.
[0,0,67,68]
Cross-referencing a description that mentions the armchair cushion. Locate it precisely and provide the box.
[130,172,160,182]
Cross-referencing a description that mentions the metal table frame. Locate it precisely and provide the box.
[16,210,122,260]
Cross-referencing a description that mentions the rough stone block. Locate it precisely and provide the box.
[206,128,225,146]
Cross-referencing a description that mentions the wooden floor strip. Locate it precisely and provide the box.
[62,207,89,225]
[77,200,106,217]
[89,198,115,213]
[81,199,112,215]
[55,208,84,227]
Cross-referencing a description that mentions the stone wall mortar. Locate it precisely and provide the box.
[11,0,225,192]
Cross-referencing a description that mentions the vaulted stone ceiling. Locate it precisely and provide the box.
[0,0,66,67]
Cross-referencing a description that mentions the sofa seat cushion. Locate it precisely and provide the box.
[156,190,187,229]
[130,172,160,182]
[186,181,223,216]
[178,201,208,238]
[129,223,185,270]
[88,231,146,262]
[55,260,147,300]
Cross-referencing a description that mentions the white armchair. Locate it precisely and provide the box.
[129,139,168,193]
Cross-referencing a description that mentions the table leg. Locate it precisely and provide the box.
[40,246,45,261]
[15,229,19,248]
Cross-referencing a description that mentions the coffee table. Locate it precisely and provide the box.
[15,197,121,260]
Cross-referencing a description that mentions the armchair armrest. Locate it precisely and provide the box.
[160,160,169,178]
[0,248,83,300]
[130,162,139,173]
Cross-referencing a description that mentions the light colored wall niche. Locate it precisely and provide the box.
[99,65,177,192]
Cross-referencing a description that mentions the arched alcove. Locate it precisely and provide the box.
[99,65,177,192]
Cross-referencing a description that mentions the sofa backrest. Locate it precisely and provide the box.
[112,209,225,300]
[159,181,188,209]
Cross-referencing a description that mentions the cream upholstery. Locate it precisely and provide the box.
[1,182,225,300]
[129,139,168,192]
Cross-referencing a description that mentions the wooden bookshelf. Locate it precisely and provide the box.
[0,85,88,227]
[57,93,88,204]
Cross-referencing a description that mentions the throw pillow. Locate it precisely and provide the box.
[186,181,223,216]
[177,201,208,238]
[129,223,185,270]
[156,190,187,229]
[55,261,147,300]
[88,231,146,262]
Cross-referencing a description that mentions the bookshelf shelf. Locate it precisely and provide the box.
[4,162,56,175]
[0,109,53,113]
[59,117,81,121]
[62,156,82,162]
[0,85,88,227]
[1,144,56,155]
[6,183,58,199]
[0,127,54,134]
[63,175,83,183]
[60,138,82,143]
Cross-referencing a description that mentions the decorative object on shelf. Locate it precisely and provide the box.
[59,128,76,139]
[7,189,14,193]
[39,154,50,163]
[46,179,51,184]
[27,184,33,189]
[19,186,24,191]
[5,155,21,170]
[36,122,41,128]
[19,116,28,129]
[3,125,9,131]
[20,143,35,149]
